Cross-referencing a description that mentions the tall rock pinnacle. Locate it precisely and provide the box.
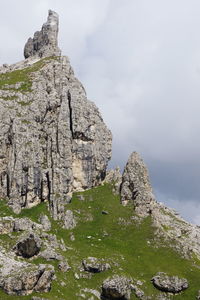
[0,11,112,219]
[120,152,155,216]
[24,10,61,59]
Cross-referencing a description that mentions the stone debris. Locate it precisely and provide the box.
[39,214,51,231]
[62,210,77,229]
[58,260,71,272]
[102,275,132,300]
[151,272,188,293]
[82,257,111,273]
[0,246,54,295]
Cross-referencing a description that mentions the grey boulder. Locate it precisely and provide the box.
[102,275,132,299]
[0,264,54,295]
[151,272,188,293]
[15,233,42,258]
[82,257,110,273]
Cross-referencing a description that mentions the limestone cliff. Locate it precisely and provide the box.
[0,11,112,219]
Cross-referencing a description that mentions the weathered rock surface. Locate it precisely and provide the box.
[0,246,54,295]
[151,272,188,293]
[104,167,122,194]
[39,214,51,231]
[120,152,155,216]
[82,257,110,273]
[62,210,77,229]
[0,216,42,234]
[120,152,200,259]
[24,10,61,59]
[15,233,42,258]
[58,260,71,272]
[0,11,112,220]
[102,276,132,299]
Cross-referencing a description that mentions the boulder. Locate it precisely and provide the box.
[39,248,63,261]
[102,276,132,299]
[120,152,155,216]
[62,210,77,229]
[15,233,42,258]
[39,214,51,231]
[0,263,54,296]
[82,257,110,273]
[58,260,71,272]
[151,272,188,293]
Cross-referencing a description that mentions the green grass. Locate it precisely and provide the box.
[0,56,60,93]
[0,184,200,299]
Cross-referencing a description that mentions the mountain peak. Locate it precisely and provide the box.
[24,10,61,59]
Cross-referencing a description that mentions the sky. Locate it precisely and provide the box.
[1,0,200,224]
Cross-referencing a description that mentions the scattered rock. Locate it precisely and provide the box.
[70,232,75,241]
[102,275,132,300]
[14,217,42,232]
[0,260,54,296]
[58,260,71,272]
[15,233,42,258]
[151,272,188,293]
[82,257,111,273]
[39,214,51,231]
[82,288,101,299]
[63,210,77,229]
[39,248,63,261]
[196,290,200,299]
[102,210,109,215]
[77,195,85,201]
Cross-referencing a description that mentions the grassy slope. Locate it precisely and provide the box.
[0,184,200,299]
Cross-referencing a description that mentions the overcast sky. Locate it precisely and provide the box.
[1,0,200,224]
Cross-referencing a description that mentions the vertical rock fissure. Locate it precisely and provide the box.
[46,172,51,204]
[67,90,74,138]
[6,173,10,197]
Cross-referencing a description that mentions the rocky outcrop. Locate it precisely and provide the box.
[151,272,188,293]
[0,11,112,220]
[24,10,61,59]
[15,233,42,258]
[104,167,122,194]
[82,257,111,273]
[102,276,132,299]
[62,210,77,229]
[120,152,155,216]
[0,246,54,295]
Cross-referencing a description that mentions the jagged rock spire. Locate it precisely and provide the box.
[120,152,155,216]
[24,10,61,59]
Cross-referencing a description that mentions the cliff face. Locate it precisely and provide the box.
[0,11,112,218]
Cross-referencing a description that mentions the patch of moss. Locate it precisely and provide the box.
[0,56,60,93]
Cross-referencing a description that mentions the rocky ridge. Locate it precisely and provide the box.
[0,10,112,220]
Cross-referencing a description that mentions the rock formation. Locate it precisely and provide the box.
[151,272,188,293]
[0,10,112,219]
[101,276,132,300]
[24,10,61,59]
[120,152,155,216]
